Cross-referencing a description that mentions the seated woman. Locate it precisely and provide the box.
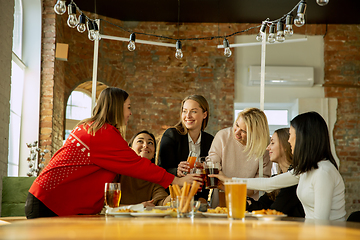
[119,130,170,207]
[211,112,346,221]
[246,128,305,218]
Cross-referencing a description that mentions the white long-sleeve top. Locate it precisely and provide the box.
[241,160,346,221]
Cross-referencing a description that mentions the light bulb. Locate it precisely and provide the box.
[268,23,276,43]
[276,21,285,42]
[175,40,183,59]
[127,33,136,51]
[294,14,305,27]
[87,20,97,41]
[316,0,329,6]
[93,21,100,40]
[294,1,307,27]
[54,0,66,15]
[223,38,232,57]
[67,4,78,28]
[77,14,86,33]
[256,22,267,42]
[284,14,294,37]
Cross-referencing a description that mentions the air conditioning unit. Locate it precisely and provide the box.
[248,66,314,87]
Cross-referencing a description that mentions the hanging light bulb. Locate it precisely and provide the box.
[268,23,276,43]
[256,22,267,42]
[54,0,66,15]
[77,14,86,33]
[128,33,136,51]
[223,38,232,58]
[284,14,294,37]
[93,20,101,40]
[294,0,307,27]
[87,20,97,41]
[67,3,79,28]
[175,40,183,59]
[276,21,285,42]
[316,0,329,6]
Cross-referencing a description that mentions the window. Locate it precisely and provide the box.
[65,90,92,140]
[8,0,24,177]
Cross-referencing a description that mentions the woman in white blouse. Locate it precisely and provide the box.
[211,111,346,221]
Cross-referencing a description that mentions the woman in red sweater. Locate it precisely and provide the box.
[25,87,199,218]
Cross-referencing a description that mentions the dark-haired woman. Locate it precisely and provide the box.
[211,112,346,221]
[246,128,304,218]
[25,87,199,218]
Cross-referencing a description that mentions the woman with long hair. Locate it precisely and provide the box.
[208,108,272,206]
[158,95,214,201]
[246,128,304,217]
[25,87,198,218]
[211,112,346,221]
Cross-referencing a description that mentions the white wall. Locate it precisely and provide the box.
[234,34,325,104]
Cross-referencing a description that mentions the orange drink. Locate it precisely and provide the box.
[224,179,247,220]
[187,156,197,169]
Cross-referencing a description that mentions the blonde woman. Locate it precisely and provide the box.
[208,108,272,206]
[25,87,199,218]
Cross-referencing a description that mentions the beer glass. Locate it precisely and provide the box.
[224,179,247,220]
[104,183,121,208]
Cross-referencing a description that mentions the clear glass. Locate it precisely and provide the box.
[205,161,220,189]
[224,179,247,220]
[224,47,232,58]
[104,183,121,210]
[176,196,200,218]
[294,14,305,27]
[54,0,66,15]
[268,33,276,43]
[276,31,285,42]
[128,40,136,51]
[175,49,183,59]
[284,25,294,37]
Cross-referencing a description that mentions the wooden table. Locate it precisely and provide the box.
[0,215,360,240]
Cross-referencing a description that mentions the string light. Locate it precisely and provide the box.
[276,21,285,42]
[223,38,232,57]
[268,23,276,43]
[175,40,183,59]
[256,22,267,42]
[128,33,136,51]
[77,13,86,33]
[316,0,329,6]
[294,0,307,27]
[54,0,66,15]
[67,3,79,28]
[284,14,294,37]
[54,0,327,58]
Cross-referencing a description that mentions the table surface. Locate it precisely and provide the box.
[1,215,360,240]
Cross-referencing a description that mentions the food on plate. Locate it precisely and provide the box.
[116,208,136,213]
[207,207,228,214]
[252,209,284,215]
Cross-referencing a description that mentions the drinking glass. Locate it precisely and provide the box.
[190,157,206,192]
[104,183,121,208]
[183,151,198,175]
[205,161,220,189]
[224,179,247,220]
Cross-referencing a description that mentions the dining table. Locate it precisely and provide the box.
[1,214,360,240]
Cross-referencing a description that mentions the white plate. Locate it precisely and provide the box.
[130,212,170,218]
[252,214,287,221]
[108,212,132,218]
[202,212,228,218]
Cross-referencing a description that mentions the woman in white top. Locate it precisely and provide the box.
[211,111,346,221]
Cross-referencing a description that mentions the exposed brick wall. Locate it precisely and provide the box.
[0,0,14,216]
[323,24,360,216]
[39,3,360,216]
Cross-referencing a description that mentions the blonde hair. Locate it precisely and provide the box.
[77,87,129,137]
[236,108,269,160]
[174,95,210,135]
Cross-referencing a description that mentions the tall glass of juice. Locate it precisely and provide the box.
[224,179,247,220]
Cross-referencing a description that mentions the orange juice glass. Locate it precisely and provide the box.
[224,179,247,220]
[186,151,198,169]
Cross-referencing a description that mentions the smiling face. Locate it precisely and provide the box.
[266,132,283,163]
[288,126,296,155]
[123,97,132,125]
[181,99,207,132]
[131,133,155,160]
[233,116,247,145]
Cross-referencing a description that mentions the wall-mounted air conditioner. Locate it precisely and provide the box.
[248,66,314,87]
